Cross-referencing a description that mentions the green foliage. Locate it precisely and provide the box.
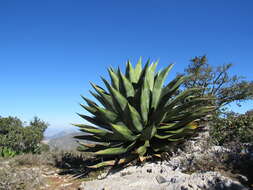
[0,116,48,155]
[210,112,253,145]
[0,147,16,158]
[178,55,253,110]
[75,59,215,168]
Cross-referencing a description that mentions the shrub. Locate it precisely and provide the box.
[74,59,215,168]
[0,147,16,158]
[0,116,48,155]
[210,112,253,145]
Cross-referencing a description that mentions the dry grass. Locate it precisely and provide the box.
[0,150,95,190]
[9,153,54,167]
[0,167,45,190]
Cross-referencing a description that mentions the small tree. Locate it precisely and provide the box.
[178,56,253,111]
[0,116,49,155]
[29,116,48,142]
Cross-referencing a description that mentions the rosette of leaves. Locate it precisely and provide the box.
[74,58,215,168]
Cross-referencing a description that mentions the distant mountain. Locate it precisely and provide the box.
[45,132,84,150]
[44,127,78,140]
[45,131,70,140]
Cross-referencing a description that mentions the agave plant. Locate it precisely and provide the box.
[74,58,215,168]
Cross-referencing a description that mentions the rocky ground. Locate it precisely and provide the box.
[0,162,81,190]
[80,127,252,190]
[80,162,246,190]
[79,151,250,189]
[1,126,252,190]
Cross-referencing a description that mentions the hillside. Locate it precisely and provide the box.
[45,132,83,151]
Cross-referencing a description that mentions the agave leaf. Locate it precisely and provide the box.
[76,114,111,130]
[125,103,143,132]
[78,142,100,148]
[115,67,126,95]
[186,121,198,129]
[81,95,98,107]
[119,71,135,97]
[158,123,177,129]
[74,135,106,143]
[145,61,158,91]
[165,88,202,110]
[156,75,189,114]
[136,59,150,87]
[117,154,138,166]
[75,133,125,143]
[151,61,158,72]
[133,57,142,83]
[153,88,202,123]
[175,96,215,111]
[140,78,150,124]
[102,78,128,114]
[88,154,137,168]
[167,137,184,142]
[110,88,128,114]
[87,160,116,168]
[161,75,189,98]
[155,133,175,139]
[153,154,162,158]
[101,77,113,93]
[90,82,109,95]
[139,156,146,162]
[95,106,118,123]
[73,124,111,136]
[90,83,116,112]
[135,140,149,156]
[75,123,128,142]
[80,104,98,115]
[111,123,138,141]
[165,106,215,130]
[155,130,189,141]
[80,103,118,124]
[76,145,88,152]
[164,97,215,122]
[95,141,136,155]
[162,125,194,134]
[77,142,109,152]
[108,67,120,90]
[125,60,135,83]
[141,124,157,140]
[89,91,115,112]
[151,64,174,110]
[165,113,191,122]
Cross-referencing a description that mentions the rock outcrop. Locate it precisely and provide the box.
[79,126,249,190]
[79,161,247,190]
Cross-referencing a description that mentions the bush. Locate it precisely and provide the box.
[0,116,48,155]
[0,147,16,158]
[210,112,253,145]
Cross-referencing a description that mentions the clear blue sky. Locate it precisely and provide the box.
[1,0,252,134]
